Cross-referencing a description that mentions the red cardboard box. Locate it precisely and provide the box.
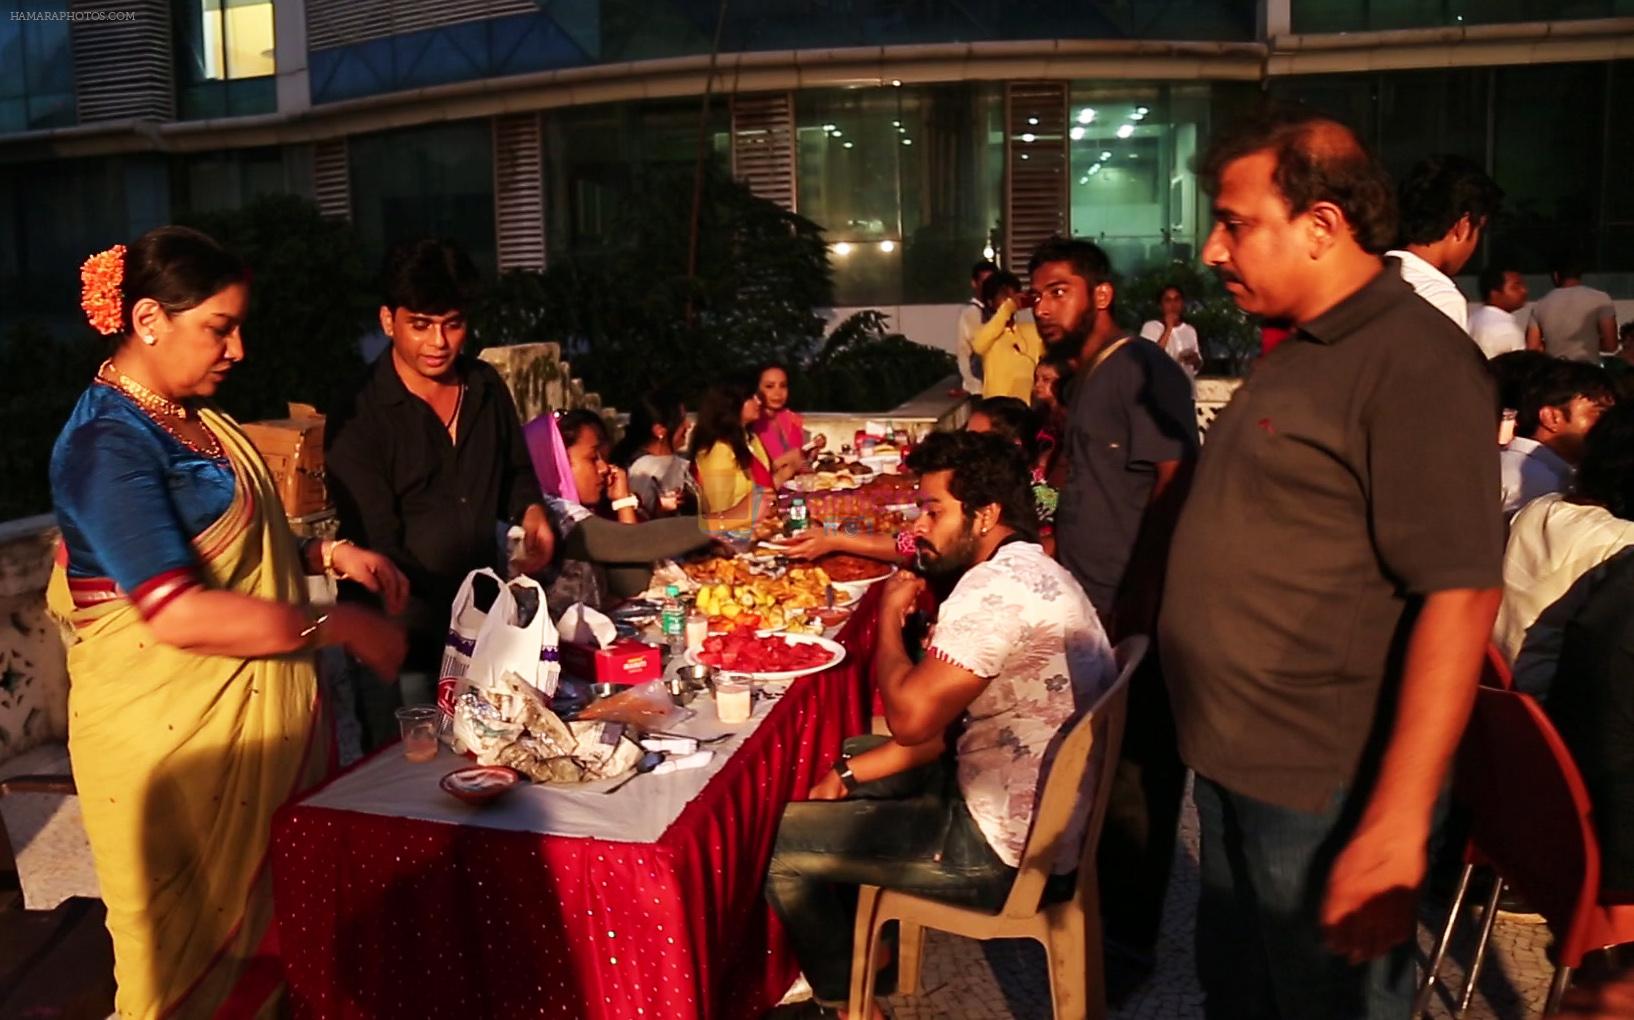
[559,638,662,684]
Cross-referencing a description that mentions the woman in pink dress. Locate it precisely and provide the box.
[751,362,822,470]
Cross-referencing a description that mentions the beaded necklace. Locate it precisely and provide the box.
[96,359,225,460]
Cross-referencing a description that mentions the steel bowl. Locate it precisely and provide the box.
[675,663,718,691]
[664,676,702,707]
[589,681,634,701]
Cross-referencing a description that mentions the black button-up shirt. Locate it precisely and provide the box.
[1160,262,1504,812]
[326,353,543,670]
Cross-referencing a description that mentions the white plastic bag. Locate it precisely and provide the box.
[436,568,504,728]
[466,573,560,700]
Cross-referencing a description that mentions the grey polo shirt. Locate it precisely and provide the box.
[1159,263,1504,813]
[1055,337,1198,613]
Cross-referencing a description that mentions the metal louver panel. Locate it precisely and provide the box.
[313,139,352,221]
[308,0,538,51]
[1004,81,1069,276]
[730,93,797,213]
[493,114,546,272]
[70,0,174,123]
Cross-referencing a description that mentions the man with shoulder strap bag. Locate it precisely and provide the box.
[1030,237,1199,999]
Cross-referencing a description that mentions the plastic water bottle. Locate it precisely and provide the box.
[661,585,686,653]
[789,496,809,533]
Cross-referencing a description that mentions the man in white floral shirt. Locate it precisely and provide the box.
[764,430,1116,1020]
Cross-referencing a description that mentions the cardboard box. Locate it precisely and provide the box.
[558,638,663,685]
[241,403,329,519]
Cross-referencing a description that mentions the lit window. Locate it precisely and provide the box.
[195,0,275,81]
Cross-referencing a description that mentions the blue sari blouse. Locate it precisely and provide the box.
[51,384,236,595]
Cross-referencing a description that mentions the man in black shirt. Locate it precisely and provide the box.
[1029,237,1198,988]
[1161,106,1503,1018]
[326,239,554,748]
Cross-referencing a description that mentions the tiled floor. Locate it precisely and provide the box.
[0,794,1575,1020]
[865,795,1561,1020]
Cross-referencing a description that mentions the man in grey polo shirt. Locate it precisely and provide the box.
[1161,105,1504,1019]
[1527,257,1617,363]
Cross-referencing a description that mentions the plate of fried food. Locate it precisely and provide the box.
[816,553,897,589]
[692,562,835,634]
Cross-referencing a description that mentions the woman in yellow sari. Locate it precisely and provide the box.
[47,227,409,1018]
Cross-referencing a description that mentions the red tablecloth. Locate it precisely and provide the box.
[271,588,880,1019]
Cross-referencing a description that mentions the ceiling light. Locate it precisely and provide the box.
[1100,150,1111,160]
[830,129,842,137]
[982,243,996,260]
[842,141,854,149]
[901,137,912,146]
[822,123,836,132]
[1020,153,1029,160]
[1088,164,1102,175]
[833,242,852,256]
[1027,117,1039,126]
[1069,126,1085,141]
[1021,132,1035,143]
[879,240,895,253]
[891,120,900,127]
[1077,108,1095,124]
[1136,106,1150,116]
[891,79,902,87]
[1116,124,1134,139]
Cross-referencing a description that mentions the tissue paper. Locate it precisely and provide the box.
[557,602,618,649]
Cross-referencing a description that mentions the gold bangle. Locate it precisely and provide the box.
[323,539,353,578]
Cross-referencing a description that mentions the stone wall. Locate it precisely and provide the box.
[0,516,69,767]
[479,342,603,425]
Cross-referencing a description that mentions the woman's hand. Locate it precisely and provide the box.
[783,532,835,560]
[330,543,409,615]
[606,465,633,503]
[515,503,556,575]
[325,603,407,681]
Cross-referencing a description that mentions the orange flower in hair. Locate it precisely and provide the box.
[80,244,126,336]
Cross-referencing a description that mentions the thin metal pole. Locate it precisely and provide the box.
[684,0,731,328]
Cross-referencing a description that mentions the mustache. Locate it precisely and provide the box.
[1215,267,1244,286]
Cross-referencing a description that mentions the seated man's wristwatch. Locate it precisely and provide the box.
[832,756,860,793]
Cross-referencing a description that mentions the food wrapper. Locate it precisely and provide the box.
[576,679,690,729]
[452,670,644,784]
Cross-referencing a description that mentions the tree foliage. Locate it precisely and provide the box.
[470,164,952,412]
[180,194,375,420]
[1119,259,1260,374]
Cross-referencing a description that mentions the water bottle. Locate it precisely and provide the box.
[661,585,686,653]
[789,496,809,533]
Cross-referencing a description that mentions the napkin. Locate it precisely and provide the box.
[557,602,618,649]
[640,737,699,755]
[651,750,714,775]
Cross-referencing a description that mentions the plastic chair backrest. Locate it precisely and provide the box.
[1482,643,1514,690]
[1455,686,1600,950]
[999,634,1144,919]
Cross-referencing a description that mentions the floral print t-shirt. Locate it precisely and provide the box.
[926,541,1116,871]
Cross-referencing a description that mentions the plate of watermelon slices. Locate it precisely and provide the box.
[687,626,847,682]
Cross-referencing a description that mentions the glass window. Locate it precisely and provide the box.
[1294,0,1625,31]
[1373,69,1487,180]
[794,83,1001,305]
[173,147,291,214]
[1067,83,1210,278]
[180,0,275,83]
[350,120,498,277]
[1489,63,1603,271]
[0,2,75,129]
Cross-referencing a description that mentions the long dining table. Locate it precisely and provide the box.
[269,586,881,1019]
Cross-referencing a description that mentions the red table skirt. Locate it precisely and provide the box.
[271,588,880,1019]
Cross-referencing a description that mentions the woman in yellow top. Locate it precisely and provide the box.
[970,270,1044,402]
[49,227,409,1018]
[689,376,802,533]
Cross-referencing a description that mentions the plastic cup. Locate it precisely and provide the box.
[715,679,752,724]
[396,705,440,763]
[685,612,710,652]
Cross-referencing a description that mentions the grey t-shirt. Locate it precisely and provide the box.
[1055,337,1198,613]
[627,453,692,516]
[1531,284,1615,363]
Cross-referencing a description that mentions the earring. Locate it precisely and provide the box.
[141,334,157,346]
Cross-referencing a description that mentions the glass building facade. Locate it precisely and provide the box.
[2,1,1633,326]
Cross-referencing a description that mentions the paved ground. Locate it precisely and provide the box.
[0,791,1579,1020]
[825,793,1564,1020]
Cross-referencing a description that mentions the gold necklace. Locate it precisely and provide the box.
[96,360,224,460]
